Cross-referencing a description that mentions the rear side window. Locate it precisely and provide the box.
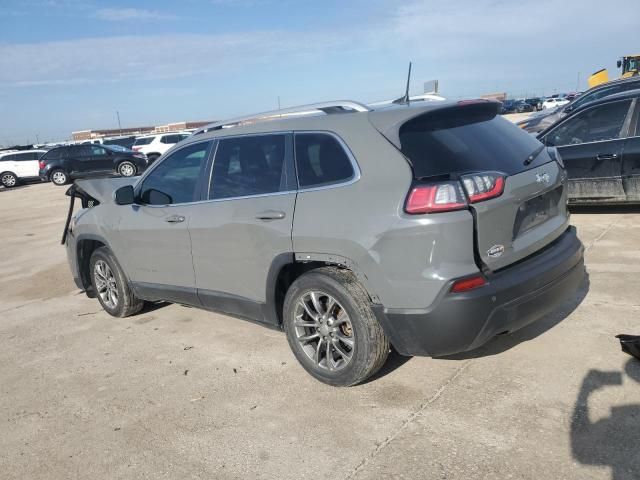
[210,134,287,200]
[398,105,544,178]
[294,133,355,188]
[134,137,154,146]
[571,81,639,110]
[42,148,65,160]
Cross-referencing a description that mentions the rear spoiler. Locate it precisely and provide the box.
[368,100,501,149]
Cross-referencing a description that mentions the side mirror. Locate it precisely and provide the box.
[115,185,135,205]
[617,60,622,68]
[564,105,573,114]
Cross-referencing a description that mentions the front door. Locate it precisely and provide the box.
[113,140,213,304]
[542,98,634,201]
[87,145,115,173]
[188,133,297,324]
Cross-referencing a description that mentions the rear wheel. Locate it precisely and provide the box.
[50,169,68,186]
[89,247,144,317]
[1,172,17,188]
[283,267,389,386]
[118,161,136,177]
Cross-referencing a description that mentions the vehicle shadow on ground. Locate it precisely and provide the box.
[0,185,31,193]
[440,271,590,361]
[571,357,640,480]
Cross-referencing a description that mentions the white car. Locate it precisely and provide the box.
[131,133,190,163]
[0,149,47,188]
[542,98,570,110]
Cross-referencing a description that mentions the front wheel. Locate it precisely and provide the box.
[50,169,68,186]
[89,247,144,317]
[1,172,17,188]
[118,161,136,177]
[283,267,389,386]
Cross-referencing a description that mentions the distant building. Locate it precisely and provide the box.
[72,121,213,141]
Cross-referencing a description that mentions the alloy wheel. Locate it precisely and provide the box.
[293,291,354,371]
[1,174,16,187]
[94,260,119,309]
[119,163,135,177]
[52,171,67,185]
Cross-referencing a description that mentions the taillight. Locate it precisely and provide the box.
[461,172,505,203]
[450,274,487,293]
[405,181,467,214]
[39,160,46,170]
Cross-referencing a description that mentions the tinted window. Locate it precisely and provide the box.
[545,100,632,147]
[399,104,544,178]
[161,135,179,144]
[571,82,639,110]
[68,145,90,157]
[134,137,154,146]
[15,152,36,161]
[294,133,354,188]
[42,148,65,160]
[91,146,108,156]
[210,134,287,199]
[1,154,16,161]
[139,142,210,205]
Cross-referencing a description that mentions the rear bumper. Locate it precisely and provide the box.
[374,226,584,357]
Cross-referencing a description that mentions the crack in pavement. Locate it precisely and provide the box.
[584,220,618,253]
[344,359,473,480]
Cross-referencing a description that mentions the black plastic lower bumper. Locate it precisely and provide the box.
[374,227,585,357]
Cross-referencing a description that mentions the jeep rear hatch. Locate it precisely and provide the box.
[373,101,569,271]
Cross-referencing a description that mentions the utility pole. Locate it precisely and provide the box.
[35,134,40,144]
[116,111,122,135]
[277,96,281,110]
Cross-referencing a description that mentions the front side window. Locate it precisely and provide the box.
[91,146,107,156]
[294,133,355,188]
[139,141,211,205]
[209,134,287,200]
[544,100,632,147]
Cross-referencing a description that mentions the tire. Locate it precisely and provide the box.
[50,169,68,186]
[147,153,160,164]
[1,172,17,188]
[283,267,389,386]
[118,161,136,177]
[89,247,144,318]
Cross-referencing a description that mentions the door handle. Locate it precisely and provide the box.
[165,215,185,223]
[255,210,286,220]
[596,153,619,161]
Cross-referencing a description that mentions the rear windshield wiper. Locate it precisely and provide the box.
[524,144,546,166]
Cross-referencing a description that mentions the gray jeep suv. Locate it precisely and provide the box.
[63,99,584,386]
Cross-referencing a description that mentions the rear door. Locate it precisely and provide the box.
[13,152,40,177]
[188,133,296,322]
[541,98,634,201]
[397,104,569,271]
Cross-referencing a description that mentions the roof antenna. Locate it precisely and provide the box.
[393,61,412,105]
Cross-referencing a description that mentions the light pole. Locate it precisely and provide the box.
[116,111,122,135]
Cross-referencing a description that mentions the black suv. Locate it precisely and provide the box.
[39,144,148,186]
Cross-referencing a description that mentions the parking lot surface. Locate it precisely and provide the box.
[1,182,639,480]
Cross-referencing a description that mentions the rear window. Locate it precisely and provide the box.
[42,148,65,160]
[134,137,154,146]
[398,105,545,179]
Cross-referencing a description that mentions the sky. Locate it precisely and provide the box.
[0,0,638,145]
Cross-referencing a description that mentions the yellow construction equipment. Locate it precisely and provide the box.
[588,54,640,88]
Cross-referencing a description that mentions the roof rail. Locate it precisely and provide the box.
[193,100,370,135]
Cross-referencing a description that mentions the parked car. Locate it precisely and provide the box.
[524,98,543,111]
[64,99,584,386]
[103,135,137,150]
[132,133,190,163]
[518,77,640,133]
[514,101,533,113]
[0,149,47,188]
[39,144,147,186]
[537,89,640,204]
[500,99,517,114]
[542,98,570,110]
